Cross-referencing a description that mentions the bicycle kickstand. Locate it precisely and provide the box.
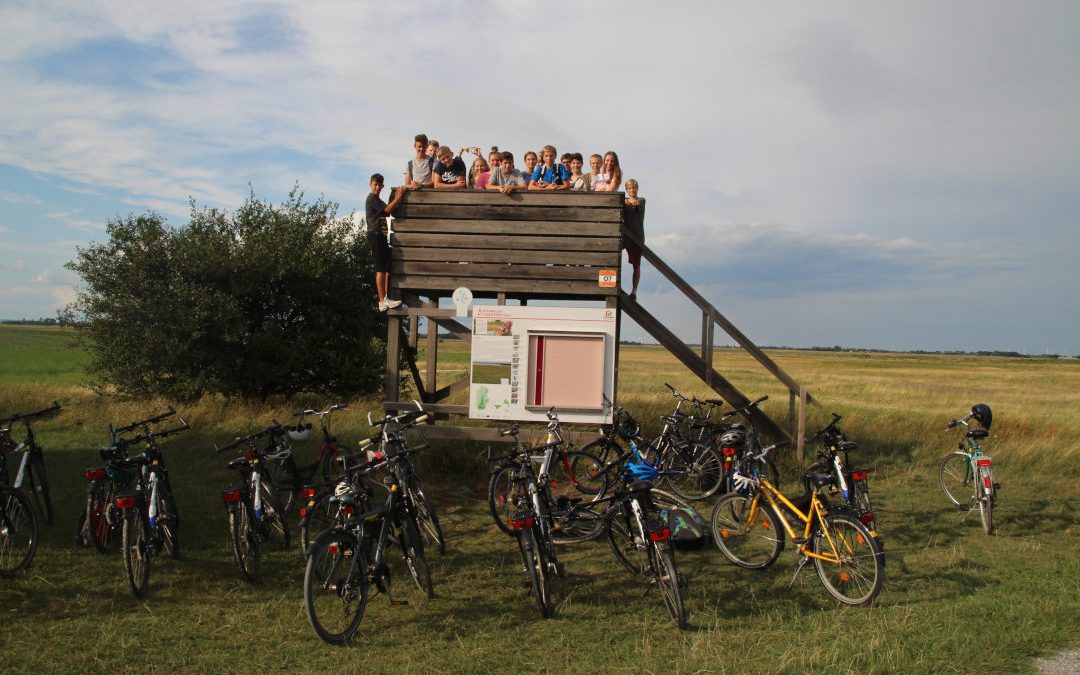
[789,555,810,587]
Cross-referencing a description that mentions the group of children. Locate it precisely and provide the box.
[366,134,645,311]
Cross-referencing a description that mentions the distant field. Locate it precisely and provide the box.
[1,325,1078,672]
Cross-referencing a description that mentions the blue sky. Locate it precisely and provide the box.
[1,1,1078,353]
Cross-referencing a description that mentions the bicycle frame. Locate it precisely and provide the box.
[742,480,860,566]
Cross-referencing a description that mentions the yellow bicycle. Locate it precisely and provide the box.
[710,442,885,605]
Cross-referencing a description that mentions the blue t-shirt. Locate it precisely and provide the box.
[530,164,570,186]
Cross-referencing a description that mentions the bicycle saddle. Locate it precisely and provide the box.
[227,457,250,470]
[113,454,149,469]
[968,429,989,440]
[836,441,858,452]
[627,479,655,494]
[804,471,835,488]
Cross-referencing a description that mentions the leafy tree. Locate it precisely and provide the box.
[67,187,386,400]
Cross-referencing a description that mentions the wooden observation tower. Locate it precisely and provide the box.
[383,190,819,456]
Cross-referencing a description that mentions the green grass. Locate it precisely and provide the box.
[2,325,1078,672]
[0,325,89,385]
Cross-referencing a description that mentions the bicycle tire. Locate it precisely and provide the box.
[304,528,368,645]
[938,451,973,508]
[487,463,525,536]
[978,468,994,535]
[399,513,435,598]
[576,441,620,496]
[0,486,38,577]
[551,504,604,544]
[649,539,688,629]
[262,457,299,514]
[229,505,260,581]
[88,480,120,554]
[710,492,784,570]
[549,450,607,501]
[300,494,336,555]
[605,506,648,576]
[811,512,884,606]
[662,442,724,501]
[155,486,181,559]
[122,512,151,597]
[27,453,54,526]
[534,494,563,577]
[518,525,552,618]
[408,482,445,555]
[258,480,290,549]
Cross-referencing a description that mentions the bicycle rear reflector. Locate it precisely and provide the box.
[85,468,105,480]
[722,448,736,456]
[977,459,992,467]
[851,471,867,481]
[859,512,876,525]
[115,496,137,509]
[648,528,671,542]
[302,487,317,499]
[508,517,534,530]
[221,490,242,504]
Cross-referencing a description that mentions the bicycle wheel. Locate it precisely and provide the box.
[488,464,525,536]
[0,486,38,577]
[939,451,973,509]
[580,438,621,467]
[229,505,260,581]
[304,528,367,645]
[518,525,552,618]
[27,453,54,526]
[551,504,604,544]
[122,512,151,597]
[549,450,607,501]
[649,540,687,628]
[262,457,299,514]
[408,482,445,555]
[978,469,994,535]
[259,480,290,549]
[88,480,120,554]
[662,443,724,501]
[710,493,783,570]
[300,495,336,555]
[155,487,181,559]
[812,512,884,606]
[605,506,648,576]
[399,514,435,598]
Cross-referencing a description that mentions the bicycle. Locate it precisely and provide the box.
[217,423,296,581]
[486,410,604,542]
[0,401,62,525]
[710,441,885,606]
[111,411,189,597]
[803,413,878,532]
[939,404,999,535]
[0,459,38,577]
[78,411,174,554]
[303,421,436,644]
[300,404,443,555]
[600,443,689,628]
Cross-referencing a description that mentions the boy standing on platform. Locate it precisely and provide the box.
[405,133,435,188]
[366,173,408,311]
[486,151,527,194]
[433,146,468,189]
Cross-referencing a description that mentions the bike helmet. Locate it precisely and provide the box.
[287,423,312,442]
[719,426,746,448]
[622,459,660,483]
[971,403,992,430]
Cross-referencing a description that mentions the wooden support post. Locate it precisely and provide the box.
[408,314,419,350]
[497,292,506,305]
[425,299,438,397]
[796,386,808,461]
[789,390,797,442]
[704,313,714,388]
[385,315,401,403]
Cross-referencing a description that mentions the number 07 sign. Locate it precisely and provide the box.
[598,269,617,288]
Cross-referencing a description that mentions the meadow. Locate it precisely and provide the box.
[1,325,1077,673]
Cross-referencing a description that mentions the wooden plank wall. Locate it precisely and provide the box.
[389,190,624,298]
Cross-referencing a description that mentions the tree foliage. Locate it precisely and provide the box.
[67,187,386,400]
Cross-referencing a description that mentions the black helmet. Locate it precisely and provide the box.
[971,403,992,430]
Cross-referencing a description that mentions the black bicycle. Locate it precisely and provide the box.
[803,414,879,534]
[112,412,189,596]
[303,422,435,644]
[0,402,62,526]
[217,423,295,581]
[0,465,37,576]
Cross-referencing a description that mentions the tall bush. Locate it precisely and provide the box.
[67,187,385,400]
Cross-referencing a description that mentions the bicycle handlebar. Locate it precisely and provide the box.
[807,412,843,442]
[110,407,176,436]
[1,401,63,427]
[946,411,974,429]
[215,421,294,453]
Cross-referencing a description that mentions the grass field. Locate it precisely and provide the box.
[1,325,1078,673]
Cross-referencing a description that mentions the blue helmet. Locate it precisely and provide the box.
[622,459,659,483]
